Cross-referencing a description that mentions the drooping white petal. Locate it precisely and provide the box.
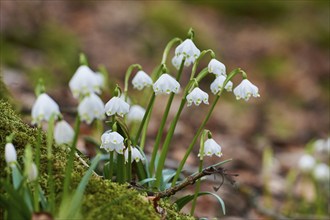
[5,143,17,164]
[313,163,330,182]
[31,93,61,125]
[105,97,130,117]
[298,154,315,172]
[124,147,144,163]
[186,87,209,107]
[199,138,223,158]
[69,65,101,99]
[100,131,125,154]
[233,79,260,101]
[174,39,200,66]
[78,93,105,124]
[95,72,105,89]
[314,137,330,153]
[127,105,146,122]
[153,74,180,95]
[208,59,226,77]
[54,120,75,145]
[132,71,153,90]
[27,162,38,181]
[210,75,233,94]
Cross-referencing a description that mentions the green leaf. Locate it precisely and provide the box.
[60,154,101,218]
[175,191,226,215]
[138,178,156,186]
[11,165,23,190]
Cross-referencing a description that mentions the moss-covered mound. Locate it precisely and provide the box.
[0,99,193,219]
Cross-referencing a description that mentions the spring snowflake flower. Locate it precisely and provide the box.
[124,147,144,163]
[174,39,200,66]
[31,93,61,125]
[100,131,125,154]
[5,143,17,164]
[233,79,260,101]
[172,54,184,69]
[132,70,153,90]
[105,97,130,117]
[314,138,330,153]
[186,87,209,107]
[78,93,105,124]
[54,120,75,145]
[69,65,101,99]
[208,59,226,77]
[127,105,145,122]
[298,154,316,172]
[313,163,330,182]
[199,138,223,158]
[210,75,233,94]
[27,162,38,182]
[153,74,180,95]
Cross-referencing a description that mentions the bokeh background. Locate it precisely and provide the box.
[1,1,329,219]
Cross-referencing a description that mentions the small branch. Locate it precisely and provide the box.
[75,152,101,177]
[154,166,236,199]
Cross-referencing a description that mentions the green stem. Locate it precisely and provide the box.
[124,64,142,102]
[139,109,152,150]
[33,181,39,212]
[63,116,81,198]
[136,161,147,181]
[126,146,132,182]
[117,153,125,184]
[153,68,212,188]
[108,151,114,180]
[190,49,215,80]
[161,38,182,65]
[135,93,155,144]
[190,159,203,215]
[171,68,241,186]
[149,59,185,175]
[36,126,42,169]
[190,130,208,215]
[46,115,55,213]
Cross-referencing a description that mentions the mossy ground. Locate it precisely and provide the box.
[0,94,193,219]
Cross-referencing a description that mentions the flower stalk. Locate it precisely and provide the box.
[171,68,241,186]
[149,58,185,174]
[46,115,55,213]
[62,115,81,199]
[124,64,142,102]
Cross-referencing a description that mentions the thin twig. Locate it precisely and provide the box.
[154,166,235,199]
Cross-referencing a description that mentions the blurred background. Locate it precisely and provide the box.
[1,1,329,219]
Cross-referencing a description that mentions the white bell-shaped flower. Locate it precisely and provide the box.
[69,65,101,99]
[127,105,145,122]
[27,162,38,182]
[105,97,130,117]
[199,138,223,158]
[153,74,180,95]
[210,75,233,94]
[31,93,61,125]
[95,72,105,89]
[233,79,260,101]
[208,59,226,77]
[298,154,316,172]
[5,143,17,165]
[78,93,105,124]
[186,87,209,107]
[313,163,330,182]
[171,54,191,69]
[54,120,75,145]
[124,147,144,163]
[174,39,200,66]
[132,70,153,90]
[314,138,330,153]
[100,131,125,154]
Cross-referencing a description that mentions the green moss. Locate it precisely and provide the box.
[0,99,193,219]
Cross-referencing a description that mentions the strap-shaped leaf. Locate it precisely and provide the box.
[175,191,226,215]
